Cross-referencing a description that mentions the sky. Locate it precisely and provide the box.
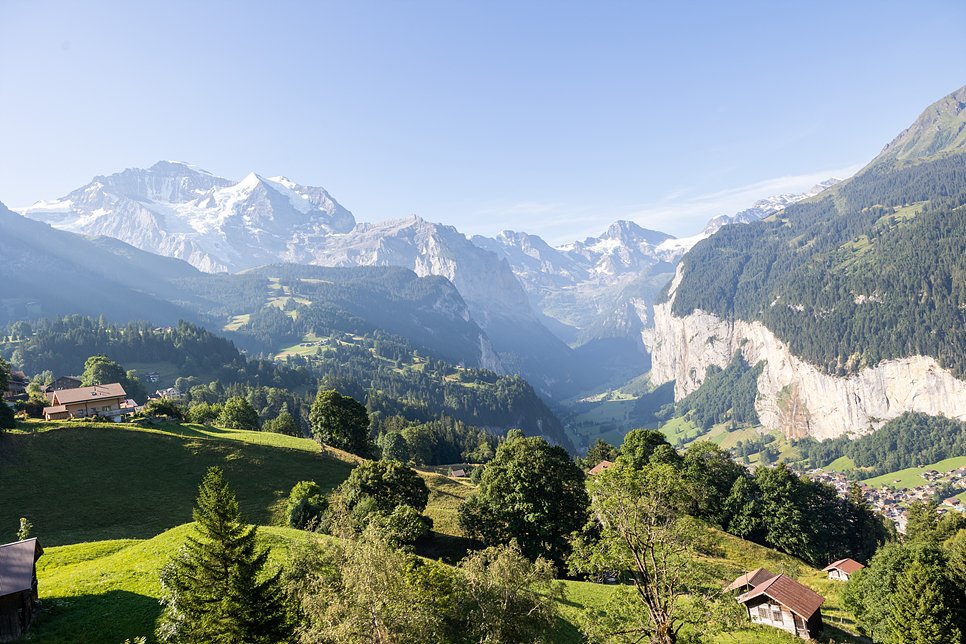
[1,1,964,245]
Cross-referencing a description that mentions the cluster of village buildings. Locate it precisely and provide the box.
[805,465,966,533]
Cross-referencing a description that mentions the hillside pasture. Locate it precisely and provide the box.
[0,422,356,545]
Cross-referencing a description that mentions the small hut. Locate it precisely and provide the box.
[737,574,824,640]
[0,538,44,641]
[821,558,865,581]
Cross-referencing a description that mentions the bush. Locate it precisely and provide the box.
[286,481,328,530]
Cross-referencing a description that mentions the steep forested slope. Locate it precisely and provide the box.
[665,149,966,377]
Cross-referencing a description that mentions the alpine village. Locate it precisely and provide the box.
[4,72,966,644]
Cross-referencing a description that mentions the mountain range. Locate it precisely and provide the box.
[13,157,841,398]
[10,83,966,444]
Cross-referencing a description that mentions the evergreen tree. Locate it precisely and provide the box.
[888,560,962,644]
[158,467,291,643]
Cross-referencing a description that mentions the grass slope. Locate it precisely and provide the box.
[0,422,355,545]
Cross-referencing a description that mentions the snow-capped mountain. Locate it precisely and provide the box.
[471,179,841,345]
[18,161,355,273]
[700,178,842,237]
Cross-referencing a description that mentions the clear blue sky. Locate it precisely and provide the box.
[2,0,964,243]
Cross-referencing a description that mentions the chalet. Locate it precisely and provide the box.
[44,376,83,401]
[3,371,28,401]
[726,567,777,593]
[155,387,182,400]
[43,383,132,421]
[737,574,824,640]
[144,372,160,383]
[451,469,466,478]
[822,558,865,581]
[0,538,43,641]
[589,460,615,475]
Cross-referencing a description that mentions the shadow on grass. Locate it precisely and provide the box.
[32,589,162,644]
[416,532,479,565]
[551,614,584,644]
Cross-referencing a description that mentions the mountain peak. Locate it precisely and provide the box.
[871,84,966,166]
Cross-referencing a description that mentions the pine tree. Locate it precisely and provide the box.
[888,560,961,644]
[158,467,291,643]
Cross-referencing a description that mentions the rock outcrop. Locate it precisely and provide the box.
[645,265,966,440]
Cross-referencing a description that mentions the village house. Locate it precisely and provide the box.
[822,558,865,581]
[43,375,82,398]
[3,371,28,401]
[736,574,825,640]
[154,387,182,400]
[43,383,132,421]
[0,538,43,642]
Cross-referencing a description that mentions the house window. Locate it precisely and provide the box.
[758,605,768,621]
[795,615,806,632]
[772,605,783,624]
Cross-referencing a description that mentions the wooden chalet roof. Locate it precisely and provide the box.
[589,460,614,475]
[737,574,825,619]
[726,567,777,591]
[822,558,865,574]
[51,383,127,405]
[0,538,43,597]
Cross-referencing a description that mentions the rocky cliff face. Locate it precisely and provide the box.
[645,264,966,440]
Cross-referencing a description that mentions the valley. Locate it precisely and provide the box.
[3,81,966,644]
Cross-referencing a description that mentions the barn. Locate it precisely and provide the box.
[737,573,824,640]
[0,538,43,642]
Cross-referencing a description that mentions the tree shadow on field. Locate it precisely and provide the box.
[31,589,162,644]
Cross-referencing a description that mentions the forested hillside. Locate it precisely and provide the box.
[796,411,966,477]
[2,314,573,454]
[665,151,966,377]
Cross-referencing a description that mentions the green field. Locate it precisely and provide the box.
[861,455,966,493]
[0,422,355,545]
[823,456,857,472]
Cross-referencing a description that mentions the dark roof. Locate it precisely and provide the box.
[727,567,777,591]
[822,558,865,574]
[737,574,825,619]
[0,538,43,596]
[51,383,127,405]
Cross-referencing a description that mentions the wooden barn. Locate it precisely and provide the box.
[737,574,825,640]
[0,538,43,642]
[822,558,865,581]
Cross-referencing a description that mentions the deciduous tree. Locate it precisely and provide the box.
[310,389,371,456]
[216,396,260,431]
[459,435,589,569]
[569,463,739,644]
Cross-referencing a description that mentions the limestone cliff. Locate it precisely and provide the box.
[644,265,966,440]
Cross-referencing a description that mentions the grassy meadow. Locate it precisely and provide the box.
[5,420,866,643]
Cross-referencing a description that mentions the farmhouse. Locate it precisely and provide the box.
[822,558,865,581]
[0,538,43,642]
[43,383,131,421]
[726,567,777,593]
[737,574,825,640]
